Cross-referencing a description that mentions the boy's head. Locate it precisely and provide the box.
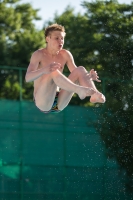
[44,23,66,39]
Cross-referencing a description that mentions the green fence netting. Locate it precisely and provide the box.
[0,100,132,200]
[0,66,132,200]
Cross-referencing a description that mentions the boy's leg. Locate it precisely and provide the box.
[34,76,58,111]
[71,67,106,103]
[57,66,105,110]
[51,69,96,99]
[34,68,96,111]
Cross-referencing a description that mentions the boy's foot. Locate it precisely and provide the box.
[90,92,106,103]
[78,87,96,100]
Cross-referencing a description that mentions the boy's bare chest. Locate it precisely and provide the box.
[40,53,66,67]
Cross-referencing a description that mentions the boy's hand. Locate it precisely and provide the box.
[43,62,62,74]
[89,69,101,82]
[49,62,62,72]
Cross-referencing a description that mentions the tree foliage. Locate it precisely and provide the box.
[0,0,45,66]
[0,0,45,99]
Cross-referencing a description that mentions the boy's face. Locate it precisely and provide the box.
[46,31,65,50]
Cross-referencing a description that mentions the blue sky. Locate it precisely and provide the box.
[21,0,133,29]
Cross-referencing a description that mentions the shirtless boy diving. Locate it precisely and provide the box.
[25,23,105,113]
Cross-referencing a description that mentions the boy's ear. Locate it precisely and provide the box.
[46,36,50,43]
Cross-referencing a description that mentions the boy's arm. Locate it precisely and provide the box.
[25,50,61,82]
[65,50,77,72]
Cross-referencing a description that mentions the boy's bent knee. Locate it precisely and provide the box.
[77,66,87,72]
[73,66,87,76]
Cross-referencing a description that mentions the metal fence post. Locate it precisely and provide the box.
[19,69,23,101]
[63,109,67,200]
[19,69,23,200]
